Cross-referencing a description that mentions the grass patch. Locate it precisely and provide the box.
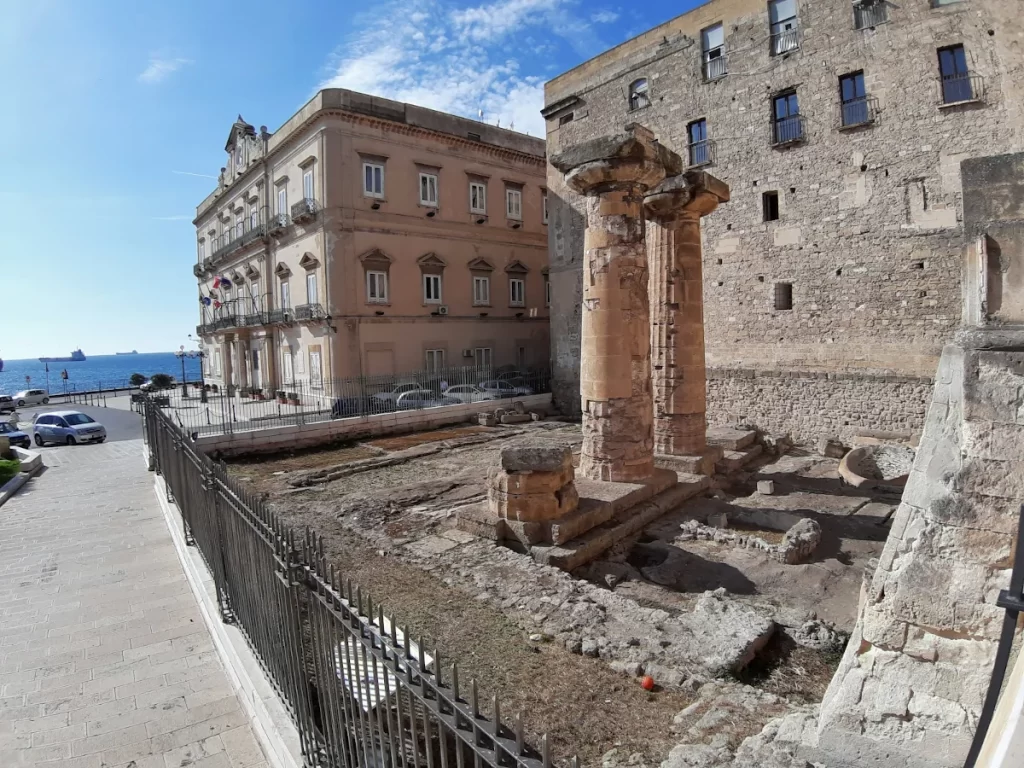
[0,459,21,485]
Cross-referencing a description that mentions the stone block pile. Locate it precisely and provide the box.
[487,444,579,546]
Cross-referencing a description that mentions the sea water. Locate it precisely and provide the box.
[0,352,204,395]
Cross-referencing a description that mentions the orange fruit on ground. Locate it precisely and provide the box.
[641,675,655,691]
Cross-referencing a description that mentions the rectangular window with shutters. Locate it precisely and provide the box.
[702,23,726,80]
[769,0,799,55]
[938,44,973,104]
[309,347,323,389]
[248,205,258,229]
[470,181,487,213]
[235,215,244,239]
[198,240,205,262]
[772,90,803,144]
[688,119,710,166]
[303,169,315,201]
[774,282,793,310]
[250,282,261,312]
[506,187,523,219]
[473,276,490,306]
[277,185,287,214]
[840,71,871,127]
[425,349,444,371]
[282,346,294,383]
[475,347,492,368]
[306,272,317,304]
[280,280,290,309]
[367,271,388,303]
[363,163,385,198]
[509,278,525,307]
[419,173,439,206]
[423,274,442,304]
[214,350,222,376]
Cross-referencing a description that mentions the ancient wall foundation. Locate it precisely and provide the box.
[706,367,934,444]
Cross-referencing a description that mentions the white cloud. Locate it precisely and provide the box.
[591,10,620,24]
[138,56,191,84]
[318,0,603,137]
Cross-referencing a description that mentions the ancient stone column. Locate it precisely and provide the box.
[644,171,730,457]
[550,125,681,482]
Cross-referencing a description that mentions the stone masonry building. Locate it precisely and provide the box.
[193,90,549,395]
[543,0,1024,440]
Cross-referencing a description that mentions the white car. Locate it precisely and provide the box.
[394,390,460,410]
[13,389,50,407]
[478,379,534,398]
[441,385,497,404]
[371,382,422,403]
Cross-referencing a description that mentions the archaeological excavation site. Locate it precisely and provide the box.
[219,122,1024,768]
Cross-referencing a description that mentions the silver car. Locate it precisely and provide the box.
[13,389,50,407]
[32,411,107,446]
[478,379,534,398]
[394,390,460,410]
[441,385,497,404]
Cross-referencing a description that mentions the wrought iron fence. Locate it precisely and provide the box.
[838,96,877,129]
[853,1,888,29]
[939,72,984,105]
[702,52,726,81]
[772,115,805,146]
[687,139,715,168]
[144,398,572,768]
[770,27,800,56]
[156,363,552,437]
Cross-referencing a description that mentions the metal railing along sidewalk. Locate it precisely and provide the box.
[143,398,578,768]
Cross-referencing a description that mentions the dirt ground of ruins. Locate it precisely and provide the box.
[227,420,900,764]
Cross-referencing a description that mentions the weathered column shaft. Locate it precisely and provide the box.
[550,124,682,483]
[644,171,729,458]
[648,212,707,454]
[579,187,654,480]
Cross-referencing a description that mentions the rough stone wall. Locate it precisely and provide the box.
[545,0,1024,416]
[706,367,933,443]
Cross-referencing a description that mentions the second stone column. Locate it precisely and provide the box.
[551,125,681,482]
[645,171,730,459]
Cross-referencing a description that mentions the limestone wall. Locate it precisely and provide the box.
[544,0,1024,416]
[706,368,933,444]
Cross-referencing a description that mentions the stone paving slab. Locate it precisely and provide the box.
[0,440,269,768]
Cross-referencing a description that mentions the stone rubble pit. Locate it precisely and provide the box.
[231,422,892,767]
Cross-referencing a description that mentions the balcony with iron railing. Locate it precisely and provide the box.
[770,26,800,56]
[772,115,806,146]
[939,72,985,106]
[267,308,294,325]
[267,212,290,235]
[838,96,878,129]
[703,50,727,81]
[294,303,328,322]
[291,198,320,223]
[242,311,270,328]
[853,1,888,29]
[687,139,716,168]
[208,207,270,265]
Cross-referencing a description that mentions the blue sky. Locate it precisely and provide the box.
[0,0,699,359]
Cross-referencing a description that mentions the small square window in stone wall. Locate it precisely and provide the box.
[763,191,780,221]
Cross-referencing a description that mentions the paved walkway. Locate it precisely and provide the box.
[0,440,269,768]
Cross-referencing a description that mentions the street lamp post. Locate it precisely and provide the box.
[188,334,208,404]
[175,346,189,399]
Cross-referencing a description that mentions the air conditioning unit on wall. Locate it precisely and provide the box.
[438,305,449,315]
[462,349,474,358]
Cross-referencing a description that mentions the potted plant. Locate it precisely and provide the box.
[286,392,300,406]
[276,390,287,404]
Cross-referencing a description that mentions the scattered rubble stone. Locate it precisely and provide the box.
[816,438,847,459]
[756,480,775,495]
[777,519,821,565]
[788,620,847,654]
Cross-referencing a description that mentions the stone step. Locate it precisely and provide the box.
[716,444,764,473]
[654,445,724,477]
[707,427,758,451]
[550,468,677,545]
[531,473,711,571]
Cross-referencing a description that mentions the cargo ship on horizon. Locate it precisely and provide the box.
[39,349,86,363]
[115,350,138,356]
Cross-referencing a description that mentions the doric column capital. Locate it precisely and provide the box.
[550,124,682,197]
[644,170,731,222]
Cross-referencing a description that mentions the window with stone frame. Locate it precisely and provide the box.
[423,274,442,304]
[509,278,525,307]
[469,257,494,306]
[470,179,487,214]
[542,190,549,224]
[628,78,650,110]
[419,172,439,206]
[367,271,388,303]
[363,161,385,198]
[505,185,523,220]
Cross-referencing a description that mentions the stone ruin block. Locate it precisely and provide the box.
[487,444,579,545]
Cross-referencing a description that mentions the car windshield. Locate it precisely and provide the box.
[0,423,13,433]
[64,414,95,426]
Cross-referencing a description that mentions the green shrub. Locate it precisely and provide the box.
[150,373,174,389]
[0,459,20,486]
[130,373,146,387]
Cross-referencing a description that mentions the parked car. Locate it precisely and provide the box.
[496,370,527,382]
[371,382,423,403]
[0,395,15,414]
[330,396,394,418]
[13,389,49,407]
[32,411,107,446]
[395,390,460,410]
[0,422,30,449]
[441,384,497,404]
[478,379,534,398]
